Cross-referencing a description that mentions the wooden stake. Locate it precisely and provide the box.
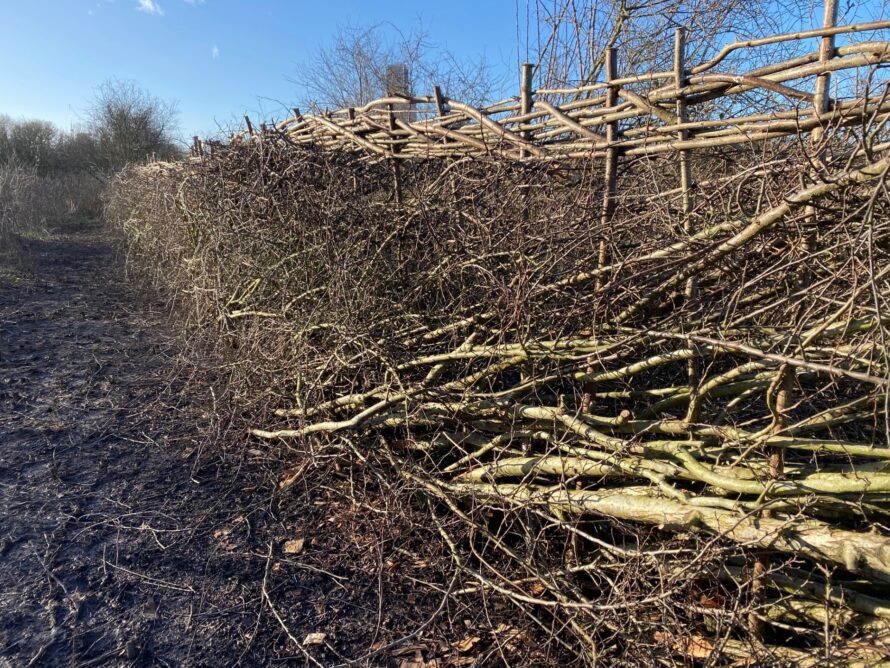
[583,49,619,414]
[519,63,535,160]
[519,64,536,229]
[391,159,404,205]
[674,29,693,224]
[813,0,839,147]
[388,103,403,205]
[433,85,447,118]
[244,115,255,136]
[675,28,700,419]
[747,5,841,629]
[750,365,793,637]
[595,48,619,293]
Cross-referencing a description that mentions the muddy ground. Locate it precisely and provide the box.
[0,228,502,667]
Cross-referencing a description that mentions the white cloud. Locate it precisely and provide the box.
[137,0,163,15]
[211,45,220,59]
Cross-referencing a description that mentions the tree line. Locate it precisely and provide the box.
[1,80,181,238]
[1,79,181,180]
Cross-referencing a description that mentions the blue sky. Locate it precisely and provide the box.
[0,0,517,139]
[1,1,886,142]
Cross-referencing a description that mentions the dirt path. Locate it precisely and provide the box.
[0,229,486,668]
[0,231,282,666]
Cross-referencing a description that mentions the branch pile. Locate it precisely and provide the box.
[108,106,890,663]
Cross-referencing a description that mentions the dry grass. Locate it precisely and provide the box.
[0,165,102,245]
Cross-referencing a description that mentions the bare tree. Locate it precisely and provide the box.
[87,79,180,173]
[522,0,817,93]
[55,131,99,174]
[295,21,498,111]
[0,118,58,174]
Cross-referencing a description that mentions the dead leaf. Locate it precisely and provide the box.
[212,516,245,546]
[454,636,481,652]
[279,460,310,490]
[247,448,263,457]
[212,526,231,539]
[303,632,327,646]
[283,538,305,555]
[399,650,439,668]
[490,624,524,649]
[446,658,478,667]
[654,631,714,659]
[528,581,545,596]
[698,593,725,608]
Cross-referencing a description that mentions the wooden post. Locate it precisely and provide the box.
[767,2,838,499]
[244,115,254,136]
[749,362,795,639]
[595,48,619,294]
[812,0,839,147]
[784,0,837,478]
[674,29,693,227]
[517,64,536,231]
[581,48,619,415]
[388,103,403,205]
[433,85,447,118]
[675,28,700,420]
[744,6,843,634]
[519,63,535,159]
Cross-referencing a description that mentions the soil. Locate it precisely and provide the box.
[0,227,538,668]
[0,228,280,666]
[0,227,450,668]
